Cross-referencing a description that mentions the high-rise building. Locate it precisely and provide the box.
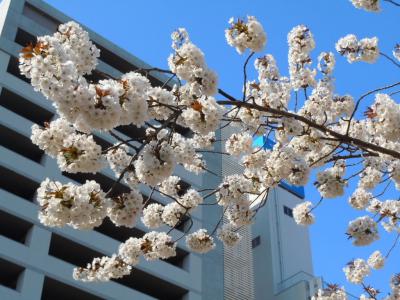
[0,0,223,299]
[0,0,321,299]
[221,128,321,300]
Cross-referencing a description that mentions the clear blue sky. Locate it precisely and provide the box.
[44,0,399,297]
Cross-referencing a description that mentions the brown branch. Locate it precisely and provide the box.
[326,153,378,163]
[383,0,400,7]
[217,99,400,159]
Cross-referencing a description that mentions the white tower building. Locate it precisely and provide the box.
[221,128,321,300]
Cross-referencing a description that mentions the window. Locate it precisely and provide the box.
[49,233,188,299]
[251,236,261,248]
[0,210,32,244]
[114,269,188,300]
[0,258,24,290]
[92,135,112,151]
[0,165,39,201]
[23,3,60,32]
[283,205,293,218]
[41,277,104,300]
[0,88,53,125]
[95,219,189,269]
[0,124,44,163]
[14,28,36,47]
[62,171,130,197]
[7,55,30,84]
[48,233,104,267]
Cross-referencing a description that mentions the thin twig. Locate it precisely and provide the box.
[380,51,400,68]
[383,0,400,7]
[386,233,400,258]
[346,81,400,135]
[242,52,255,101]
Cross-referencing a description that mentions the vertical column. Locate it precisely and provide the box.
[182,290,202,300]
[17,269,45,300]
[0,0,24,42]
[19,224,52,300]
[0,49,10,81]
[200,128,224,300]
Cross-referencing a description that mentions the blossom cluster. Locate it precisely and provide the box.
[225,16,267,54]
[74,231,176,281]
[32,118,103,173]
[168,28,218,98]
[293,201,315,226]
[343,258,371,284]
[367,199,400,233]
[336,34,379,63]
[217,224,242,247]
[347,216,379,246]
[37,179,108,229]
[312,285,348,300]
[186,229,215,253]
[350,0,380,12]
[287,25,316,90]
[37,179,143,229]
[73,255,131,282]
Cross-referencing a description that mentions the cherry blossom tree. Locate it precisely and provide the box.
[18,0,400,298]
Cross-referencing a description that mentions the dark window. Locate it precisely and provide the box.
[252,236,261,248]
[283,205,293,218]
[0,258,24,290]
[0,88,53,125]
[49,233,188,299]
[23,3,60,32]
[41,277,104,300]
[7,56,30,84]
[14,28,36,47]
[0,210,32,244]
[0,165,39,201]
[92,43,166,88]
[62,172,130,197]
[0,124,44,163]
[95,219,189,269]
[115,125,147,143]
[95,218,144,242]
[176,180,191,197]
[84,69,109,83]
[49,233,103,267]
[114,269,188,300]
[92,135,113,151]
[171,123,192,137]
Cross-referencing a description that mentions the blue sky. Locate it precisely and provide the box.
[44,0,400,297]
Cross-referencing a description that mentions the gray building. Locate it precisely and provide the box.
[0,0,223,299]
[0,0,320,299]
[221,127,321,300]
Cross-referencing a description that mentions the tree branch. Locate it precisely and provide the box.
[217,99,400,159]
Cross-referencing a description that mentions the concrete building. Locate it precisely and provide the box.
[221,129,321,300]
[0,0,321,299]
[0,0,223,299]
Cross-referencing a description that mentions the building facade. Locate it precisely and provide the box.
[221,129,321,300]
[0,0,223,299]
[0,0,321,299]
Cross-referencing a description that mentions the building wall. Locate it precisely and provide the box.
[221,126,316,300]
[252,186,316,299]
[0,0,223,299]
[220,125,256,300]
